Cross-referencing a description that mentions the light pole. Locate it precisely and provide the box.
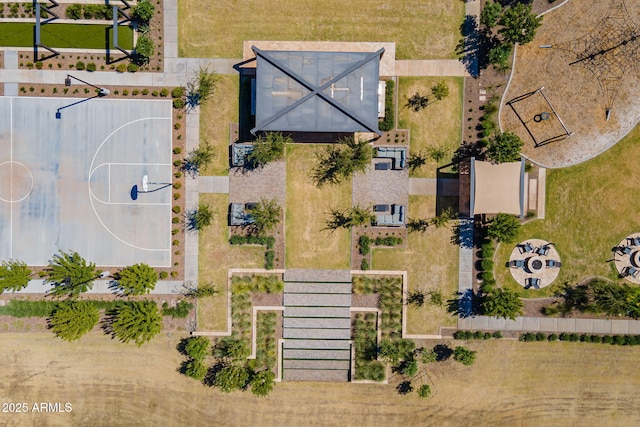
[55,74,110,119]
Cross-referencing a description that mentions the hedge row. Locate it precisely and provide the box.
[454,330,503,340]
[521,331,640,345]
[379,80,395,132]
[229,235,275,249]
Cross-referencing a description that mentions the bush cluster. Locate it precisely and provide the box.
[358,235,370,255]
[454,330,502,340]
[518,331,640,345]
[66,3,113,20]
[379,80,395,131]
[229,235,275,248]
[161,300,194,318]
[374,236,403,246]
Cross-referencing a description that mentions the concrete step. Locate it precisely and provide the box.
[284,293,351,307]
[283,369,350,382]
[284,307,351,318]
[283,317,351,329]
[283,349,351,360]
[284,269,352,283]
[285,282,352,294]
[283,339,352,350]
[283,328,351,340]
[283,359,351,370]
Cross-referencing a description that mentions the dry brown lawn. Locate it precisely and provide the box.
[398,77,463,178]
[178,0,464,60]
[285,145,351,269]
[199,75,239,176]
[3,334,640,426]
[197,193,264,331]
[372,196,458,334]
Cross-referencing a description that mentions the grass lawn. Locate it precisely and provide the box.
[198,194,264,331]
[372,196,458,334]
[199,75,239,176]
[178,0,464,60]
[0,22,133,49]
[494,124,640,296]
[285,145,351,269]
[3,334,640,425]
[398,77,463,178]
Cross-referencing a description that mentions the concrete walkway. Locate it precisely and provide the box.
[408,178,458,196]
[6,279,185,294]
[395,60,469,77]
[198,176,229,194]
[458,315,640,335]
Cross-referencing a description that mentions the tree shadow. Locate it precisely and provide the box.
[455,15,480,77]
[433,344,454,362]
[396,380,413,395]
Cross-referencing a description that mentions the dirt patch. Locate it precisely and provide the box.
[500,0,640,168]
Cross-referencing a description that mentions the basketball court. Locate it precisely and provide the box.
[0,96,173,267]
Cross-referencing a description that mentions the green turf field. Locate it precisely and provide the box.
[0,22,133,50]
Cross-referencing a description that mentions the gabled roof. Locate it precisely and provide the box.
[470,158,525,218]
[251,46,383,135]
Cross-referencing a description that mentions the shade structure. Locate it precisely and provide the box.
[470,158,525,217]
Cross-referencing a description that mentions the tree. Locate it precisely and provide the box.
[44,250,99,298]
[183,359,207,381]
[110,301,162,346]
[488,42,512,70]
[481,287,523,320]
[247,132,291,168]
[184,336,211,360]
[487,213,521,243]
[311,136,372,187]
[132,0,155,23]
[183,140,215,176]
[427,145,450,164]
[48,300,99,341]
[181,281,218,298]
[134,35,154,64]
[401,359,418,377]
[431,81,450,101]
[250,370,275,397]
[417,384,432,399]
[498,3,542,45]
[246,198,282,236]
[430,207,455,228]
[325,205,374,231]
[406,92,429,112]
[486,131,523,163]
[186,203,213,231]
[0,259,32,293]
[428,289,444,307]
[214,364,250,393]
[480,1,502,28]
[213,336,249,361]
[420,348,437,364]
[453,346,477,366]
[114,263,157,296]
[187,67,219,108]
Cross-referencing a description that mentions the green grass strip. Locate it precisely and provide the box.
[0,22,133,50]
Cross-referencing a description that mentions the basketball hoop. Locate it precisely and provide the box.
[142,174,148,192]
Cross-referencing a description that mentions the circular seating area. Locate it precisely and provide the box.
[613,233,640,284]
[508,239,561,289]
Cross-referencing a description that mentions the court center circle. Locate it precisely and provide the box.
[0,161,34,203]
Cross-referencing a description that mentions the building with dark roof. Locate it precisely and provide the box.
[251,46,384,136]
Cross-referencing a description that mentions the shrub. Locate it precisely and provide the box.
[152,90,159,97]
[66,3,82,19]
[142,88,149,95]
[548,333,558,341]
[173,160,182,167]
[86,63,96,72]
[174,123,181,130]
[173,98,185,109]
[171,271,178,278]
[159,271,168,279]
[492,331,503,339]
[160,88,169,97]
[127,63,139,73]
[171,86,184,98]
[602,335,613,344]
[116,63,127,73]
[614,335,626,346]
[173,147,182,155]
[379,80,395,131]
[480,258,494,271]
[358,235,371,255]
[122,89,129,96]
[35,61,43,69]
[360,258,369,270]
[172,206,181,214]
[132,89,139,96]
[535,332,547,341]
[373,236,403,246]
[265,250,275,270]
[161,300,193,318]
[173,182,182,189]
[75,61,85,70]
